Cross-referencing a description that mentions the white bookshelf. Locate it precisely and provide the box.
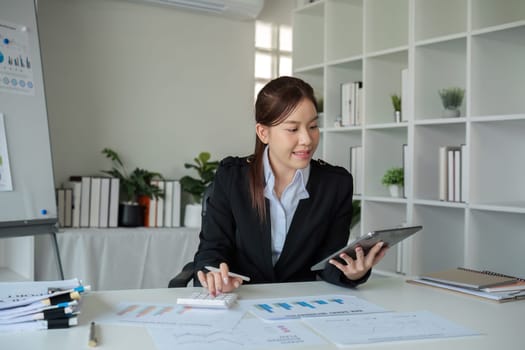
[293,0,525,278]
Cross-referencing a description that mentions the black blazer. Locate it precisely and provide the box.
[193,156,370,288]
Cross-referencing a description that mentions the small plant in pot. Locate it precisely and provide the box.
[390,94,402,122]
[381,167,404,198]
[438,87,465,118]
[180,152,219,228]
[101,148,164,227]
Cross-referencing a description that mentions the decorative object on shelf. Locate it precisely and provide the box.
[381,167,404,198]
[180,152,219,228]
[101,148,164,227]
[438,87,465,118]
[390,94,402,122]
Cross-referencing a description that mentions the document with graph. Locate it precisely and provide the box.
[239,294,386,322]
[303,310,480,346]
[97,302,245,330]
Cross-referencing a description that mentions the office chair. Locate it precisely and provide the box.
[168,183,213,288]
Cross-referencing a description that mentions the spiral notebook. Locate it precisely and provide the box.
[419,267,519,290]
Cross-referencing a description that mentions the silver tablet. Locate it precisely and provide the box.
[311,225,423,271]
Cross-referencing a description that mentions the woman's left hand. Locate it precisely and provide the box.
[328,241,388,281]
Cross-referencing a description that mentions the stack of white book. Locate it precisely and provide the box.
[57,177,182,228]
[57,176,120,228]
[438,145,466,202]
[144,179,182,228]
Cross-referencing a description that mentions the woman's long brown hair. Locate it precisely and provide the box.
[249,76,318,222]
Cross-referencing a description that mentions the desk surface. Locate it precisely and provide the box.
[0,275,522,349]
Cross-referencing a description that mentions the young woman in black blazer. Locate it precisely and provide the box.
[194,76,387,296]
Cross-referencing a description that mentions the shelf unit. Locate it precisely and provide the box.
[293,0,525,278]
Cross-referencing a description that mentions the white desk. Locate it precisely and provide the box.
[35,227,200,290]
[0,275,521,349]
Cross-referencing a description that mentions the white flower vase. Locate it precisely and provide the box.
[184,203,202,228]
[388,184,403,198]
[443,108,460,118]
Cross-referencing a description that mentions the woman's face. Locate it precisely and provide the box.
[256,98,319,177]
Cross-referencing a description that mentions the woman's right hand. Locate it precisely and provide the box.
[197,262,243,296]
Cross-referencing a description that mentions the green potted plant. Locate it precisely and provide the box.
[390,94,402,122]
[381,167,404,198]
[101,148,164,227]
[438,87,465,118]
[180,152,219,227]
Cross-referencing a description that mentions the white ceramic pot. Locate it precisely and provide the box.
[394,110,401,123]
[388,184,403,198]
[443,108,460,118]
[184,203,202,228]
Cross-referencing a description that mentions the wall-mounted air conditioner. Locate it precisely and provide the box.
[141,0,264,20]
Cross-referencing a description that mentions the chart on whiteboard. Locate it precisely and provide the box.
[0,20,35,96]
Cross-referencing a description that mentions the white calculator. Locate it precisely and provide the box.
[176,291,238,309]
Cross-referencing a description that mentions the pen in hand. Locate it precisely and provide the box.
[204,266,251,282]
[88,321,98,347]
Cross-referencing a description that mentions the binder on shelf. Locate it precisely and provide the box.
[454,149,461,202]
[155,180,165,228]
[164,181,174,228]
[89,177,101,228]
[65,180,81,228]
[79,176,91,228]
[438,146,461,202]
[355,84,363,125]
[56,189,65,228]
[460,144,467,202]
[64,188,72,227]
[108,177,120,228]
[352,81,363,125]
[447,149,454,202]
[98,177,110,228]
[147,189,157,228]
[341,82,352,126]
[172,180,181,227]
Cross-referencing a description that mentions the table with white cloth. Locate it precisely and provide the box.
[35,227,200,290]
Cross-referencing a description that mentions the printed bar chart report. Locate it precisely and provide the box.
[242,295,386,321]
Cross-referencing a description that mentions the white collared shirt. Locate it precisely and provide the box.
[263,146,310,265]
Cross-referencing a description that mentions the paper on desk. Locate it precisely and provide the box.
[148,317,328,350]
[303,310,480,346]
[97,302,245,331]
[239,294,386,322]
[0,278,82,310]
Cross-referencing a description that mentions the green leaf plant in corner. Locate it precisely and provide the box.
[180,152,219,204]
[101,148,164,204]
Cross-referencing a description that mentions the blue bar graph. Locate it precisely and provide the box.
[248,295,387,321]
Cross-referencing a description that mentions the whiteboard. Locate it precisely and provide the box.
[0,0,57,237]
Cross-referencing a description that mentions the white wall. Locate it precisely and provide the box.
[37,0,257,186]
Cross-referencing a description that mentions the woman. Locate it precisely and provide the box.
[194,76,386,295]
